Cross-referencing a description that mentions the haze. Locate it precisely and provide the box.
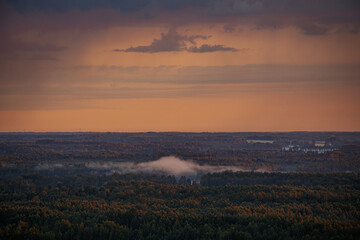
[84,156,262,177]
[0,0,359,131]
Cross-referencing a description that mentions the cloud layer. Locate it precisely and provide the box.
[6,0,360,35]
[187,44,238,53]
[114,29,236,53]
[1,1,360,131]
[1,64,359,110]
[85,156,264,177]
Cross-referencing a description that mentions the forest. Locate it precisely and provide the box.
[0,172,359,239]
[0,132,360,239]
[1,132,360,173]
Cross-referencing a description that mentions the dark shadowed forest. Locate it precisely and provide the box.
[0,132,359,239]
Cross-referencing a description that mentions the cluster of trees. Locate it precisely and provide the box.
[0,172,359,239]
[201,171,360,187]
[1,148,360,174]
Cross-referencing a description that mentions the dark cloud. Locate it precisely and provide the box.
[187,44,238,53]
[114,29,237,53]
[29,54,59,61]
[17,42,67,52]
[0,37,67,53]
[1,64,359,110]
[7,0,359,17]
[4,1,360,35]
[223,24,236,33]
[7,0,153,13]
[298,24,332,36]
[9,0,356,13]
[114,29,189,53]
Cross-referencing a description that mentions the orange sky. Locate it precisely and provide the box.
[0,1,359,131]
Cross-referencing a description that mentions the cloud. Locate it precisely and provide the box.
[0,36,66,62]
[10,0,348,15]
[3,1,359,35]
[223,24,236,33]
[113,29,237,53]
[35,163,64,170]
[7,1,359,19]
[85,156,264,177]
[1,64,359,111]
[20,43,67,52]
[297,23,332,36]
[187,44,238,53]
[114,29,190,53]
[0,37,67,54]
[29,55,59,61]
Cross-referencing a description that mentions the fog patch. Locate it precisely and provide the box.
[35,163,64,170]
[85,156,268,178]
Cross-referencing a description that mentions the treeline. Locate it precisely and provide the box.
[1,148,360,173]
[201,171,360,188]
[0,172,359,239]
[1,132,360,173]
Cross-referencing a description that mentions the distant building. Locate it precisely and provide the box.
[191,180,200,185]
[282,140,335,153]
[282,144,300,151]
[315,141,326,147]
[303,148,335,154]
[246,140,274,144]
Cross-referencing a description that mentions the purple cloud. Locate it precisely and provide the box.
[113,29,237,53]
[187,44,238,53]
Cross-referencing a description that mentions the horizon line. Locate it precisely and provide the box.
[1,131,360,134]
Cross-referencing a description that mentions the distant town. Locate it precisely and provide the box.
[246,139,336,153]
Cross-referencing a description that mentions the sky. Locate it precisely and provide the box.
[0,0,359,132]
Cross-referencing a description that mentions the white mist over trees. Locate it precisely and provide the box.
[84,156,266,177]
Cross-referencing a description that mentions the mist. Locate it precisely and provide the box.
[84,156,267,178]
[35,163,64,170]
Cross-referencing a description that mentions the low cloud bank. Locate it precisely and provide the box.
[35,163,64,170]
[85,156,267,177]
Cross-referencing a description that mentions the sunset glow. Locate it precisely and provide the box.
[0,0,359,131]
